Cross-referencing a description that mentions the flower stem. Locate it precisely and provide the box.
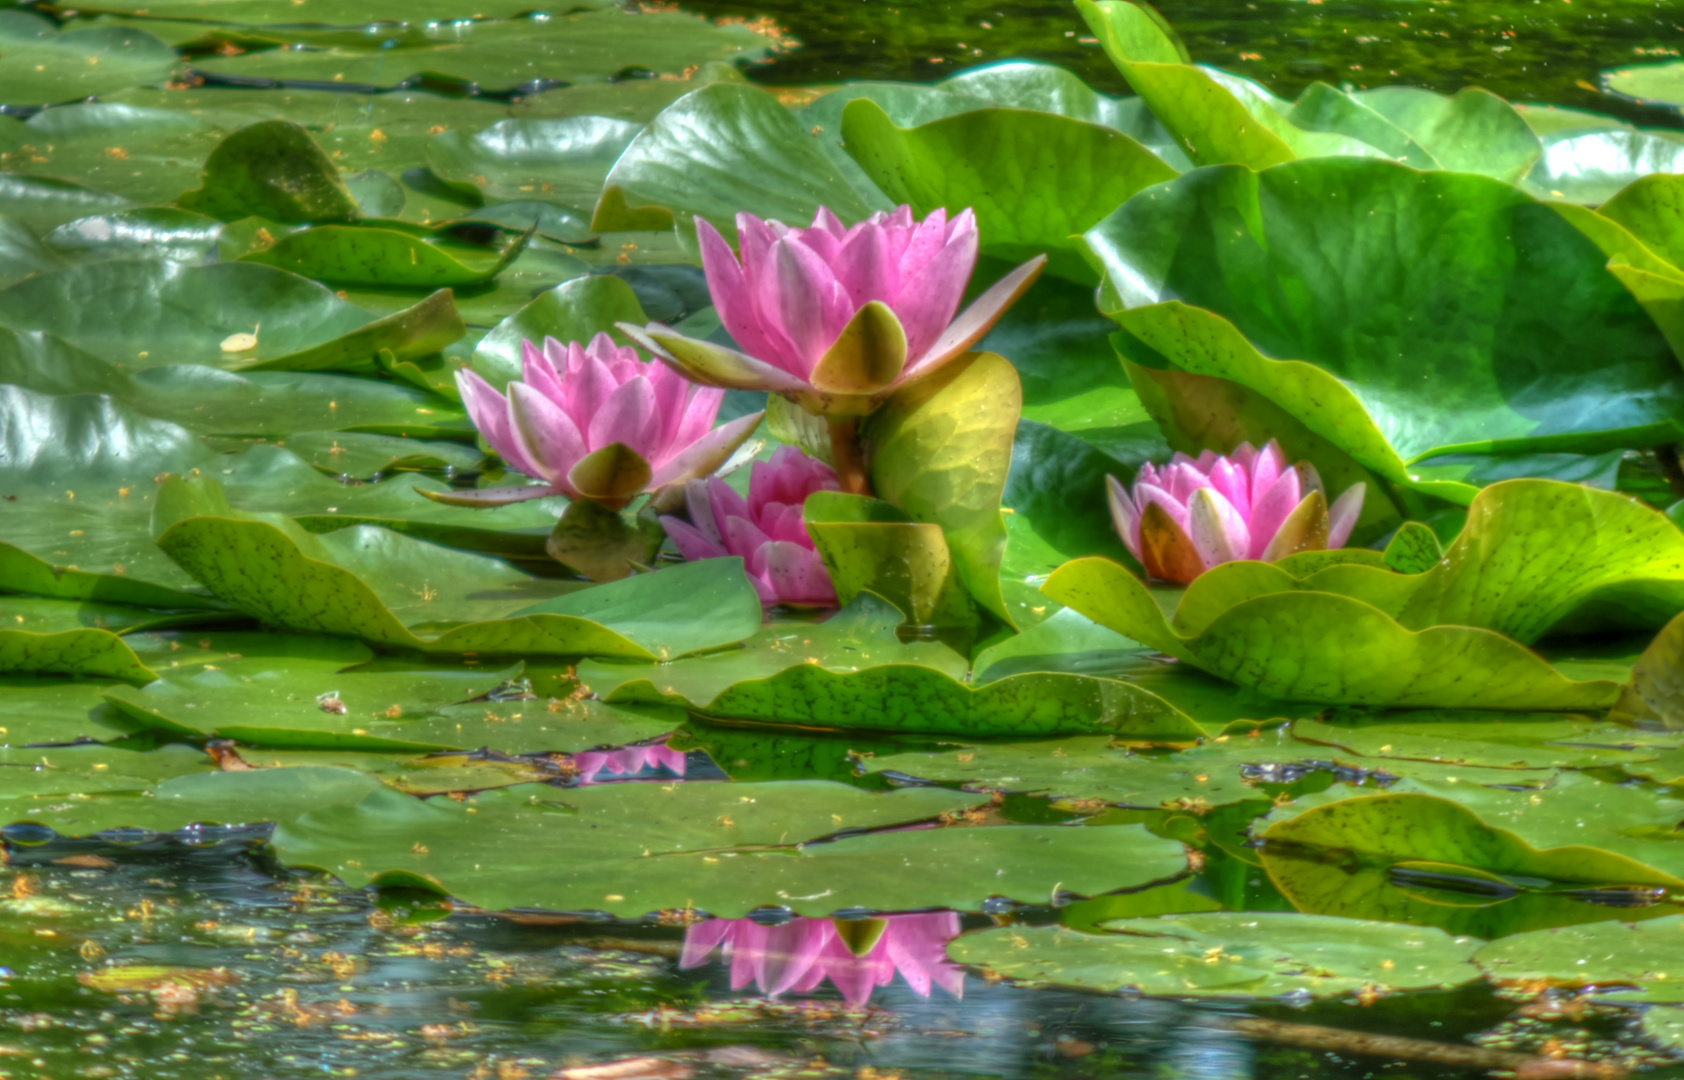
[826,416,871,496]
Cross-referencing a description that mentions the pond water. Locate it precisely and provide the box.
[685,0,1684,124]
[5,0,1684,1076]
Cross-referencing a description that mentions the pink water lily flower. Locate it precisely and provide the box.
[440,333,763,509]
[1109,440,1366,584]
[573,739,688,785]
[680,912,964,1007]
[620,206,1045,418]
[660,446,839,607]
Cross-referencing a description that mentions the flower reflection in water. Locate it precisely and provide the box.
[573,740,688,784]
[680,913,964,1006]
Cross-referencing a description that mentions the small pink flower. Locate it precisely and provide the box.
[621,206,1045,417]
[660,446,840,607]
[449,332,762,509]
[1109,440,1366,583]
[573,739,688,784]
[679,912,964,1007]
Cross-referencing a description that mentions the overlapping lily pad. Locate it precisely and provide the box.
[271,780,1188,917]
[1043,480,1684,709]
[1085,157,1684,504]
[580,593,1278,739]
[0,11,176,108]
[152,478,763,659]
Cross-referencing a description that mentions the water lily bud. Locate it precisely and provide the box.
[449,332,763,509]
[660,446,840,607]
[1109,440,1366,583]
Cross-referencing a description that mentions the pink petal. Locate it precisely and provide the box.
[587,375,662,460]
[697,216,783,367]
[888,217,978,362]
[724,513,773,558]
[896,207,952,286]
[646,359,691,463]
[679,919,733,970]
[1247,468,1303,559]
[507,381,586,485]
[648,411,763,490]
[1106,474,1142,560]
[564,350,622,435]
[756,921,831,997]
[1187,488,1250,568]
[1327,482,1366,549]
[832,219,897,307]
[765,237,851,373]
[664,382,727,459]
[1164,462,1208,503]
[684,478,724,546]
[1133,482,1190,536]
[661,515,730,562]
[904,255,1045,379]
[757,541,836,606]
[1205,458,1251,519]
[455,369,525,472]
[1248,440,1284,509]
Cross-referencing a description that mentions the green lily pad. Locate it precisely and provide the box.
[0,742,210,807]
[0,627,156,684]
[46,0,620,23]
[1345,86,1542,182]
[862,728,1315,810]
[1602,60,1684,111]
[99,640,683,751]
[1475,915,1684,1002]
[1086,159,1684,500]
[1610,612,1684,729]
[177,118,359,225]
[804,491,976,629]
[43,207,223,265]
[0,103,229,212]
[470,273,647,390]
[271,780,1187,917]
[425,116,643,213]
[1600,173,1684,273]
[153,480,761,659]
[1260,770,1684,893]
[0,677,133,747]
[1293,710,1671,771]
[866,351,1019,624]
[239,221,529,288]
[581,593,1211,739]
[0,214,66,289]
[0,11,175,108]
[0,595,219,637]
[191,10,776,95]
[0,260,378,371]
[597,81,891,241]
[951,913,1479,999]
[840,100,1176,282]
[6,763,391,837]
[1524,128,1684,205]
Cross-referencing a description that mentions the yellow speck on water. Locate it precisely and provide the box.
[605,894,624,901]
[221,331,259,352]
[68,530,84,537]
[65,491,74,501]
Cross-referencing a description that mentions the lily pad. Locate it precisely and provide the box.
[425,116,643,213]
[0,626,156,684]
[1474,915,1684,1002]
[0,11,175,108]
[190,10,777,96]
[951,913,1479,999]
[239,221,529,288]
[597,82,891,241]
[1293,710,1670,771]
[1602,60,1684,111]
[271,780,1188,917]
[43,207,222,265]
[840,100,1176,282]
[581,593,1210,739]
[0,677,133,747]
[1524,128,1684,205]
[153,480,761,660]
[866,352,1019,624]
[1086,158,1684,500]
